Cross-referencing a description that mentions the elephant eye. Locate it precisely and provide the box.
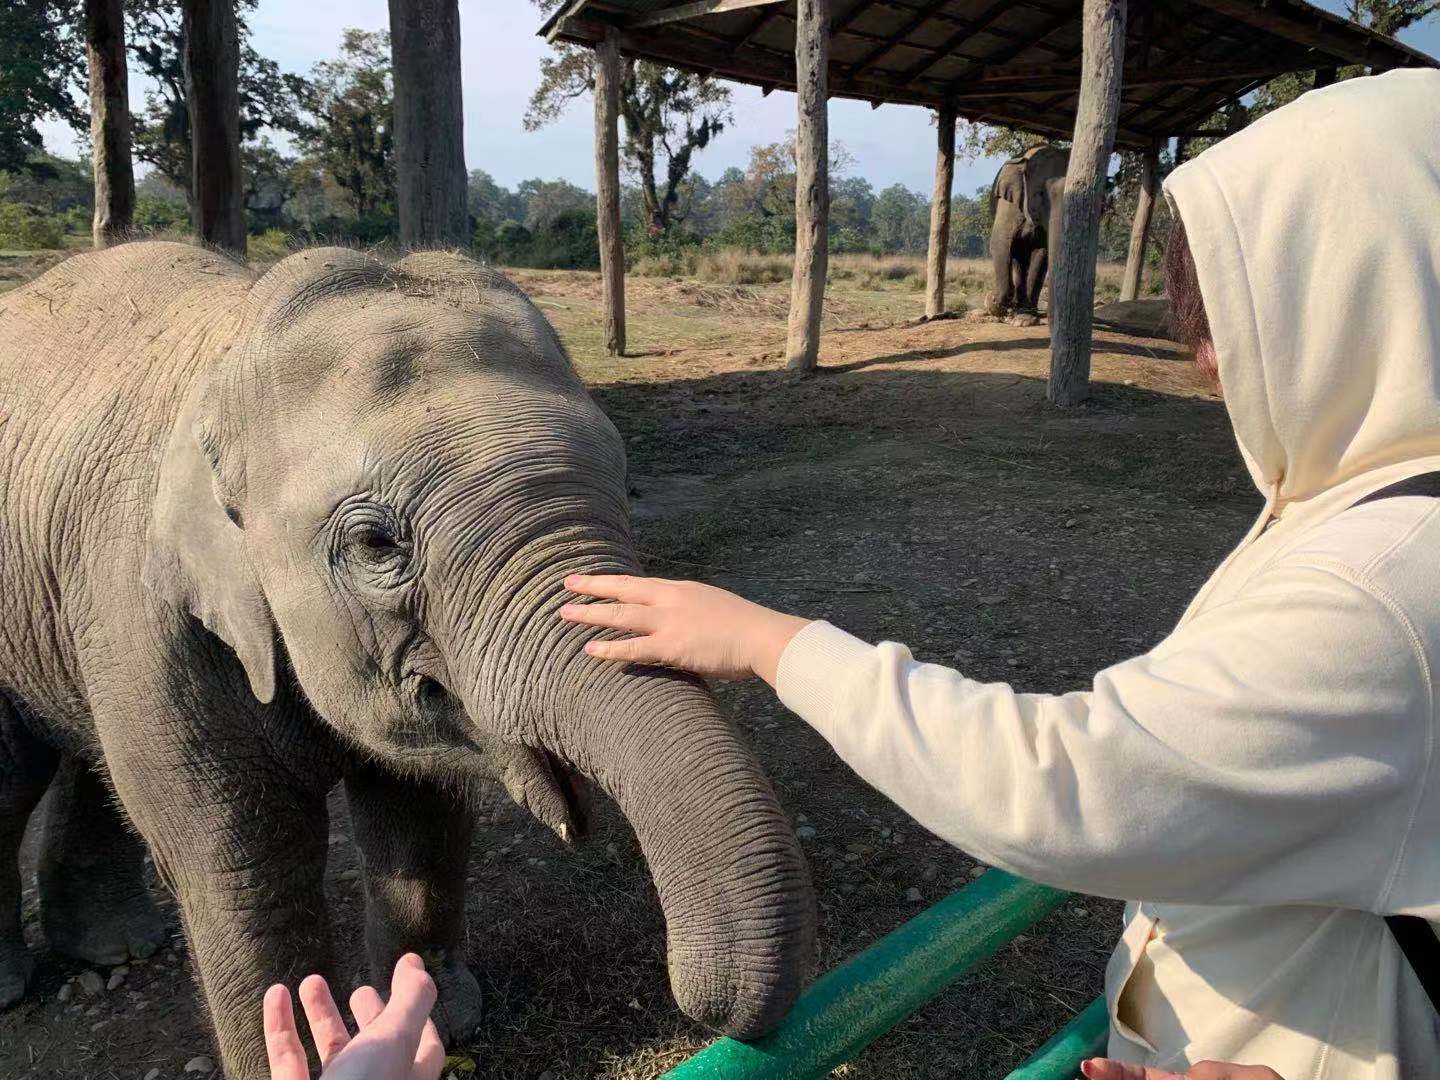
[353,524,399,553]
[338,511,413,577]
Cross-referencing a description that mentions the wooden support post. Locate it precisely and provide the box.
[389,0,469,248]
[1118,143,1158,302]
[925,104,956,320]
[785,0,830,373]
[1048,0,1126,406]
[1314,66,1338,88]
[182,0,246,256]
[85,0,134,248]
[593,27,626,357]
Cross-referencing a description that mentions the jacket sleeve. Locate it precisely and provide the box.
[776,560,1433,910]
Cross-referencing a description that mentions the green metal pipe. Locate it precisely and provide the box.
[662,871,1070,1080]
[1004,995,1110,1080]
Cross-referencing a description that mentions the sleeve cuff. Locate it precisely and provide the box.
[775,620,877,732]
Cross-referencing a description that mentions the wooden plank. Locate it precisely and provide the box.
[948,62,1300,98]
[1118,142,1158,301]
[1194,0,1403,68]
[925,104,956,319]
[1049,0,1126,405]
[901,0,1044,84]
[593,27,626,357]
[627,0,786,30]
[845,0,952,76]
[786,0,830,372]
[925,4,1078,88]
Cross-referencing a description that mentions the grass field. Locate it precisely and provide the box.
[1,247,1245,1080]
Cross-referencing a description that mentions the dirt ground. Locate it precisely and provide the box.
[0,260,1256,1079]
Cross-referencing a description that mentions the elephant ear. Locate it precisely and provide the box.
[143,374,277,704]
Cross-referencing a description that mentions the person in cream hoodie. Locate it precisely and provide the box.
[561,70,1440,1078]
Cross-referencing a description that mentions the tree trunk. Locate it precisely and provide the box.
[85,0,134,249]
[1048,0,1126,406]
[1118,144,1158,302]
[389,0,469,249]
[593,28,626,357]
[182,0,246,256]
[925,105,955,319]
[785,0,830,372]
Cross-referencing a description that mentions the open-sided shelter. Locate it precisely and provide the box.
[541,0,1436,402]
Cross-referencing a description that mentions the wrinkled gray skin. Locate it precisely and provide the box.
[0,242,815,1077]
[988,145,1069,314]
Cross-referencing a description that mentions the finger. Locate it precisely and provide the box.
[1081,1061,1179,1080]
[262,985,310,1080]
[297,974,351,1065]
[350,984,386,1029]
[583,636,665,664]
[1188,1063,1283,1080]
[412,1017,446,1079]
[368,954,439,1063]
[564,574,667,603]
[559,602,656,633]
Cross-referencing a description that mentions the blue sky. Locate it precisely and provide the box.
[38,0,1440,200]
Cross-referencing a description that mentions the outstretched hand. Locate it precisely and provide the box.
[1082,1059,1285,1080]
[264,953,445,1080]
[559,574,811,686]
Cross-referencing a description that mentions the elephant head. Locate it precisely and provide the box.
[143,248,815,1037]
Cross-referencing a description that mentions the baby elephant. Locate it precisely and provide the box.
[0,242,814,1077]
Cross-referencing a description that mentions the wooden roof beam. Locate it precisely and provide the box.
[1193,0,1398,68]
[625,0,787,29]
[928,3,1080,88]
[950,61,1308,97]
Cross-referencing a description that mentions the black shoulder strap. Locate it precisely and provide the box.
[1353,471,1440,507]
[1352,471,1440,1015]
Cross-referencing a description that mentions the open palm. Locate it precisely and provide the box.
[264,953,446,1080]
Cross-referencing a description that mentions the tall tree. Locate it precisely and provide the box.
[124,0,310,206]
[85,0,135,247]
[295,29,395,220]
[0,0,84,175]
[182,0,245,254]
[388,0,468,248]
[526,1,731,236]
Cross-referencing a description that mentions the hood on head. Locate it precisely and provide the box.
[1163,69,1440,506]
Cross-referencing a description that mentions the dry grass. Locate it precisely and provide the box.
[629,247,1140,308]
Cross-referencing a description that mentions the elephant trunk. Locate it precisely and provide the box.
[557,663,815,1036]
[449,552,815,1037]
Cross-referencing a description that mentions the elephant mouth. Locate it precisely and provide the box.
[494,741,594,846]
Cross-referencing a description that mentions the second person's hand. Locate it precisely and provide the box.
[559,574,811,685]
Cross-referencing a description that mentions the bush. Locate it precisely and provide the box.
[0,202,63,250]
[248,229,292,264]
[486,210,600,270]
[134,194,192,237]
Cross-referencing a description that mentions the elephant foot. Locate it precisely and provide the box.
[43,889,169,967]
[0,939,34,1009]
[427,955,483,1046]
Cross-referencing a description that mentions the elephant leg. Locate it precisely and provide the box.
[103,716,335,1080]
[0,694,58,1008]
[990,228,1017,313]
[345,761,481,1045]
[1025,245,1049,312]
[38,755,169,966]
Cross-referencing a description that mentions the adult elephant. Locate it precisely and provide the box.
[0,242,815,1077]
[989,144,1069,314]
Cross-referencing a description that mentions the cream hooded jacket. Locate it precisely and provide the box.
[776,70,1440,1078]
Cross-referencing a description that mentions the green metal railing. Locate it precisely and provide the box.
[662,870,1108,1080]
